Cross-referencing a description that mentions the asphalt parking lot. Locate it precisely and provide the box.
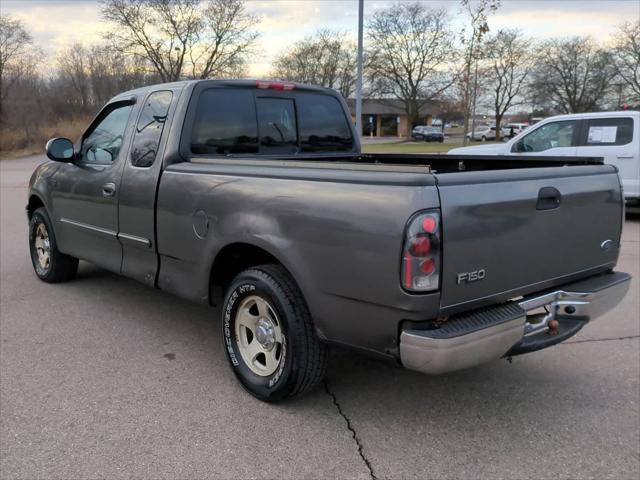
[1,155,639,479]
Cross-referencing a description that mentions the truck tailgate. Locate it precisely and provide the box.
[435,165,623,312]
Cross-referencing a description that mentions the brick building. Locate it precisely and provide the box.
[346,99,436,137]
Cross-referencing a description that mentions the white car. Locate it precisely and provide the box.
[500,123,528,139]
[450,111,640,206]
[466,125,496,141]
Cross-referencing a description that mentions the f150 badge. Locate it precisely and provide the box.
[457,269,486,284]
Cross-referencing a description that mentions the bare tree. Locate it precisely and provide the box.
[459,0,501,145]
[101,0,200,82]
[191,0,259,79]
[88,46,127,105]
[57,43,91,112]
[271,30,357,98]
[531,37,616,113]
[435,95,465,127]
[0,15,37,117]
[483,29,532,140]
[87,45,155,105]
[100,0,259,82]
[366,2,457,138]
[49,40,162,122]
[611,21,640,104]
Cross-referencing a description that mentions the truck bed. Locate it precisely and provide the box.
[190,152,605,174]
[361,153,604,170]
[172,152,622,318]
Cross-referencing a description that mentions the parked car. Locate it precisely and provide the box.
[466,125,496,141]
[450,111,640,208]
[501,123,528,139]
[29,80,631,402]
[412,125,444,142]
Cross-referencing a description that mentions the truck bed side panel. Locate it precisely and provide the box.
[155,162,441,354]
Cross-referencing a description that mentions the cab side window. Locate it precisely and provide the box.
[131,91,173,168]
[580,118,633,146]
[80,103,133,164]
[516,120,577,153]
[191,89,258,155]
[297,93,353,152]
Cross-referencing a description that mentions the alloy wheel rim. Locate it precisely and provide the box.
[34,223,51,271]
[234,295,283,376]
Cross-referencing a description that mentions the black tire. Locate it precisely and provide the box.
[29,207,78,282]
[481,135,487,142]
[222,264,328,402]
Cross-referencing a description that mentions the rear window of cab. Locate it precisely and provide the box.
[190,88,354,156]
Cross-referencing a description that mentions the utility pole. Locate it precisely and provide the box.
[355,0,364,140]
[470,57,479,140]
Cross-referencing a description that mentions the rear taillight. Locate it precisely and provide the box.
[401,211,441,292]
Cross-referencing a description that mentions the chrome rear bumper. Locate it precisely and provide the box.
[400,271,631,375]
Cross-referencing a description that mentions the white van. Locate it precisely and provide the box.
[449,111,640,206]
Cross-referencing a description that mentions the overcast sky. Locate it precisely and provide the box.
[4,0,639,76]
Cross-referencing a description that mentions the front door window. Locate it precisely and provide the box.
[515,120,577,153]
[80,104,133,164]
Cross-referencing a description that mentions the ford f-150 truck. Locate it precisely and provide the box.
[28,80,631,402]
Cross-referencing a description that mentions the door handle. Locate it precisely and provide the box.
[102,182,116,197]
[537,186,561,211]
[616,154,634,159]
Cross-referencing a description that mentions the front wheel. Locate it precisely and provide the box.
[481,135,487,142]
[29,207,78,282]
[222,264,328,402]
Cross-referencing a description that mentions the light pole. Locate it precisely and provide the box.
[355,0,364,140]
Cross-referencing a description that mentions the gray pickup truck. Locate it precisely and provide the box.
[28,80,631,401]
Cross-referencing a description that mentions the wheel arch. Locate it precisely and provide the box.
[209,242,303,306]
[26,193,46,220]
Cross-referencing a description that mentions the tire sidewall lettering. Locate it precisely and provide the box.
[223,284,255,367]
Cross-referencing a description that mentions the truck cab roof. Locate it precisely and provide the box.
[536,111,640,121]
[111,79,338,103]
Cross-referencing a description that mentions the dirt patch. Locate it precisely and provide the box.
[0,116,91,160]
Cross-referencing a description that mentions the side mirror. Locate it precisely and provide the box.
[45,138,75,162]
[512,140,525,153]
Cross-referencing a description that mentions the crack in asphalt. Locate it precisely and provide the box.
[324,380,378,480]
[563,334,640,345]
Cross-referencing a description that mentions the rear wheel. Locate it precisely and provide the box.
[29,207,78,282]
[481,135,487,142]
[222,264,328,402]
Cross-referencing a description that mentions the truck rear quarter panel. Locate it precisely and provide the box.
[155,162,441,354]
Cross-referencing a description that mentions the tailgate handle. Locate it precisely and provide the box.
[536,187,561,211]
